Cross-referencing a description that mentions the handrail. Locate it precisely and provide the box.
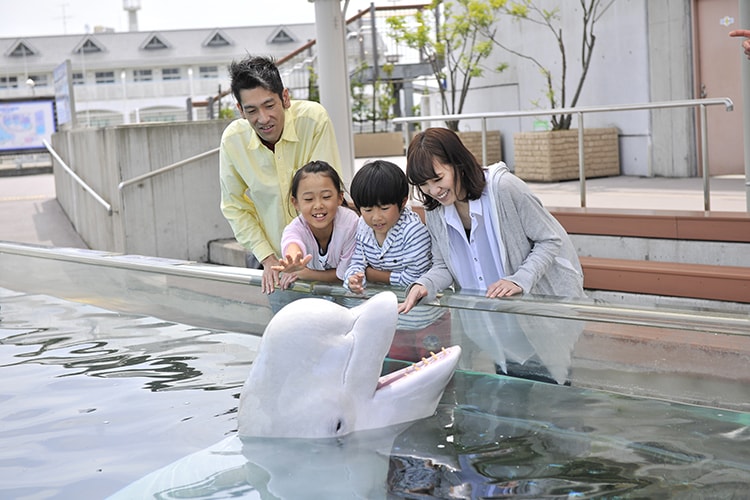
[117,147,220,191]
[393,97,735,211]
[43,139,113,216]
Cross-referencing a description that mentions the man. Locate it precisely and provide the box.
[220,56,342,294]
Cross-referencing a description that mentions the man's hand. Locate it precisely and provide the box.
[729,29,750,59]
[260,255,281,294]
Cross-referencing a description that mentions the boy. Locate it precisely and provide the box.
[344,160,431,293]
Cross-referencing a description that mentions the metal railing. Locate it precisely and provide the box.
[44,139,221,214]
[393,97,735,211]
[43,139,113,215]
[117,147,220,191]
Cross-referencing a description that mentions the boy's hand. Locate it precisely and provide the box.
[347,272,366,294]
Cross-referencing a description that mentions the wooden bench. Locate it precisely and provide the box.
[550,208,750,304]
[550,207,750,243]
[578,256,750,303]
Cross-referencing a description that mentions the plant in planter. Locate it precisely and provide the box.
[486,0,619,181]
[386,0,507,132]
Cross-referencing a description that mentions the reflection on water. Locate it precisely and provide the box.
[3,287,750,499]
[0,287,259,499]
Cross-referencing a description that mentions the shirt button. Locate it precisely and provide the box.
[479,276,484,281]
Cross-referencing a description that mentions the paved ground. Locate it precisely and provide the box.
[0,168,747,250]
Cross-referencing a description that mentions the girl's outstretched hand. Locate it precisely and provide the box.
[398,284,427,314]
[272,252,312,274]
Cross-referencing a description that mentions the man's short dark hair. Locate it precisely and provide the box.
[350,160,409,210]
[228,55,285,104]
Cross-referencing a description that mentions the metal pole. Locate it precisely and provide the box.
[481,117,487,165]
[740,0,750,211]
[313,0,355,187]
[700,103,710,211]
[578,112,586,208]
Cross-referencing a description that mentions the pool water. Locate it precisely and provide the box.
[2,286,750,499]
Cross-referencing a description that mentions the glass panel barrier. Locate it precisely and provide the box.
[1,241,748,412]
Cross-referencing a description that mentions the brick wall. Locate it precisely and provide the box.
[514,127,620,182]
[457,130,503,165]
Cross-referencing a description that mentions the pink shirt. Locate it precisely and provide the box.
[280,207,359,281]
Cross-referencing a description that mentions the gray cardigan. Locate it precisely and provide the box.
[416,162,585,301]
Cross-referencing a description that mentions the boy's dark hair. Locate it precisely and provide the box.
[228,55,285,104]
[349,160,409,210]
[406,127,486,211]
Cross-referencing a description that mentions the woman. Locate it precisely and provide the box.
[399,127,586,314]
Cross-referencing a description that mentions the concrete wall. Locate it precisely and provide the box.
[51,120,236,262]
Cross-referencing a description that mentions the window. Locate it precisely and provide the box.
[95,71,115,84]
[9,42,35,57]
[198,66,218,79]
[143,36,168,50]
[77,38,103,54]
[0,76,18,89]
[205,33,230,47]
[72,72,85,85]
[133,69,153,82]
[28,75,49,87]
[162,67,181,80]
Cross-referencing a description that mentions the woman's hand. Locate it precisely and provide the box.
[486,279,522,298]
[398,284,428,314]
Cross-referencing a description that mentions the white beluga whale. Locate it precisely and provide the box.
[239,291,461,438]
[109,291,461,498]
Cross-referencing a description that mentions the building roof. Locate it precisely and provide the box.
[0,24,317,74]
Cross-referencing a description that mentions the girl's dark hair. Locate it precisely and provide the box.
[290,160,346,199]
[288,160,350,218]
[405,128,486,211]
[349,160,409,210]
[228,55,285,104]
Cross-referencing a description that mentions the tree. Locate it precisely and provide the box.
[387,0,507,131]
[488,0,616,130]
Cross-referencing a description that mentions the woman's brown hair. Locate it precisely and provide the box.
[405,128,487,211]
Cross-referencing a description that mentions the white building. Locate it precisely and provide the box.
[0,23,317,126]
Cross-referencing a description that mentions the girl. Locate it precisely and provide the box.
[273,160,358,290]
[399,127,586,314]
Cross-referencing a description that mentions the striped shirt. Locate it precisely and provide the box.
[344,207,432,289]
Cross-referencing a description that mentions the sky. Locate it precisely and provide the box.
[0,0,401,38]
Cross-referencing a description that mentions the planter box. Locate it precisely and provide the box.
[457,130,503,165]
[513,127,620,182]
[353,132,404,158]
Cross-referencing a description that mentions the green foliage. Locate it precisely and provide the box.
[350,62,397,133]
[387,0,506,131]
[218,107,236,120]
[488,0,616,130]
